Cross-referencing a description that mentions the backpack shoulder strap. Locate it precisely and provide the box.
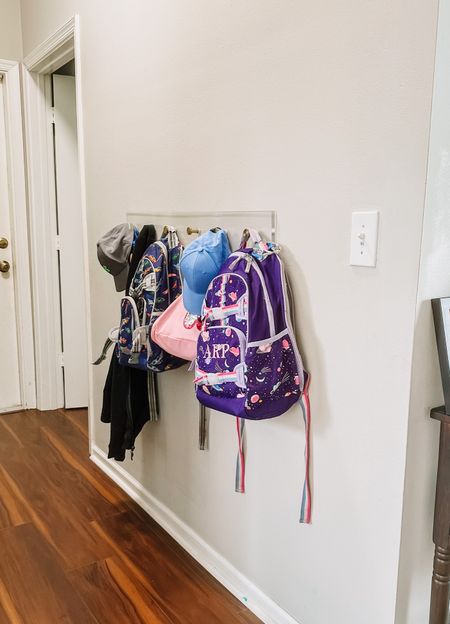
[160,226,180,251]
[285,266,312,524]
[126,225,157,295]
[167,226,180,250]
[152,240,169,272]
[299,372,312,524]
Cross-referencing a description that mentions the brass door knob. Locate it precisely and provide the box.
[0,238,8,249]
[0,260,10,273]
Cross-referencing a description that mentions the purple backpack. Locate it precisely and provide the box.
[194,230,311,523]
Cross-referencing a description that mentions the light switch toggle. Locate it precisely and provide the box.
[350,211,379,267]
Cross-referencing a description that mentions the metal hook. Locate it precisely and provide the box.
[187,226,200,236]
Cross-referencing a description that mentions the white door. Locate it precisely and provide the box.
[0,79,21,411]
[53,74,88,408]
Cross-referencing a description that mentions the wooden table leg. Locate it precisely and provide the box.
[430,420,450,624]
[430,545,450,624]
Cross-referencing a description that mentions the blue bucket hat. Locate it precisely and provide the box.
[180,229,231,316]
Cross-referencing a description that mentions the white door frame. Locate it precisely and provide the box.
[22,15,93,418]
[0,59,36,411]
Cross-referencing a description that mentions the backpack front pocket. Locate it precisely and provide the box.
[244,330,301,418]
[195,325,246,398]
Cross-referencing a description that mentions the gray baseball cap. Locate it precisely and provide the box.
[97,223,137,292]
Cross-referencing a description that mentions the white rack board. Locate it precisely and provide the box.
[127,210,276,249]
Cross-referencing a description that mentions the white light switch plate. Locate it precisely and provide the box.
[350,211,379,267]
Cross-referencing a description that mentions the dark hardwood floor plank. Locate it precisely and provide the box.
[36,410,128,505]
[0,411,43,448]
[1,410,127,512]
[0,414,125,523]
[0,418,23,460]
[0,459,114,571]
[69,557,172,624]
[3,443,120,523]
[92,512,261,624]
[0,411,124,570]
[61,408,89,438]
[121,501,260,622]
[0,523,98,624]
[0,409,260,624]
[0,463,60,554]
[0,574,21,624]
[34,409,90,457]
[41,425,126,507]
[0,419,24,449]
[0,467,30,530]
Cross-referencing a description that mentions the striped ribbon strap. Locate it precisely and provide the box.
[235,417,246,493]
[198,404,209,450]
[203,299,247,322]
[194,370,238,386]
[299,373,312,524]
[147,372,159,422]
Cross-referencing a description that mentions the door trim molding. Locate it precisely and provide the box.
[22,16,93,422]
[23,16,76,73]
[22,68,64,410]
[0,60,17,72]
[0,61,36,409]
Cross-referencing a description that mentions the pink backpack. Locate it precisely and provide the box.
[151,295,200,362]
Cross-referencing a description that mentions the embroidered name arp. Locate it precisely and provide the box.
[203,343,232,359]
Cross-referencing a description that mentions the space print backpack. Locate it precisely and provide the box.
[117,227,187,373]
[194,229,311,523]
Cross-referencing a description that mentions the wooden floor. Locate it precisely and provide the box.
[0,409,261,624]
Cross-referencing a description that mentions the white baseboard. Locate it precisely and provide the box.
[0,406,23,414]
[90,444,299,624]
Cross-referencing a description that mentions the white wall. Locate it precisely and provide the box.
[0,0,22,60]
[395,1,450,622]
[18,2,439,623]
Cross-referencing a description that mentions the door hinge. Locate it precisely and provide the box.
[55,235,61,251]
[58,352,64,367]
[49,106,55,125]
